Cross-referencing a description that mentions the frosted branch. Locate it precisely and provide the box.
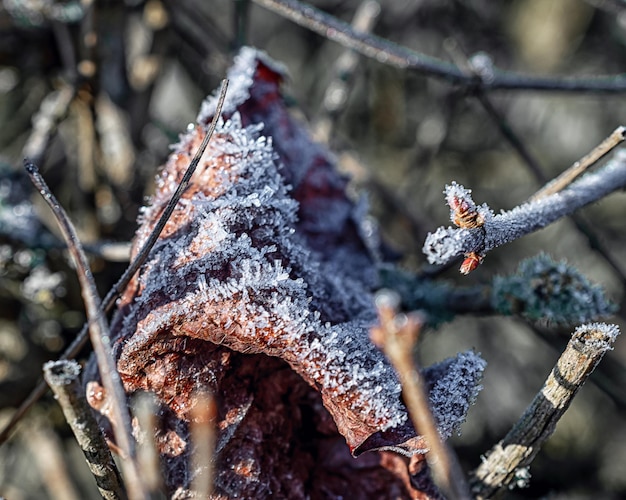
[423,149,626,272]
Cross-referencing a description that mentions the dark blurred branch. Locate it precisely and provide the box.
[443,39,546,183]
[22,83,75,165]
[252,0,626,93]
[52,20,79,82]
[313,0,380,144]
[233,0,251,49]
[582,0,626,14]
[470,323,620,498]
[43,360,125,500]
[0,79,229,447]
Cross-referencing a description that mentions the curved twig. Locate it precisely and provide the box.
[25,160,146,499]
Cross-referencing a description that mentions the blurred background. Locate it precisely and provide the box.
[1,0,626,498]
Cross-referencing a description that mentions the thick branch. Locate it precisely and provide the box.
[43,360,125,500]
[252,0,626,93]
[423,149,626,267]
[470,323,620,498]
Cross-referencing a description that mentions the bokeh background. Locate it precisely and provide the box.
[1,0,626,498]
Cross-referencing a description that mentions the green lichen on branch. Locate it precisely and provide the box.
[492,253,616,324]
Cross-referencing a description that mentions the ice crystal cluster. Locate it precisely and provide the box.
[424,350,486,438]
[492,254,615,324]
[573,322,620,353]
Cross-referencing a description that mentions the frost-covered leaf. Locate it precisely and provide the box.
[84,47,485,498]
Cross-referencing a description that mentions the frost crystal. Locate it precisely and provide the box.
[120,112,407,438]
[573,322,620,353]
[423,350,487,438]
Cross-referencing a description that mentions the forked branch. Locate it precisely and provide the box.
[253,0,626,93]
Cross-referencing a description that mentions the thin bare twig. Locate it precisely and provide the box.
[423,149,626,271]
[25,425,82,500]
[470,323,620,498]
[43,360,125,500]
[443,40,546,183]
[190,391,218,498]
[252,0,626,93]
[22,83,76,165]
[530,126,626,201]
[371,291,471,500]
[24,160,146,500]
[0,79,229,446]
[133,392,164,496]
[313,0,380,143]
